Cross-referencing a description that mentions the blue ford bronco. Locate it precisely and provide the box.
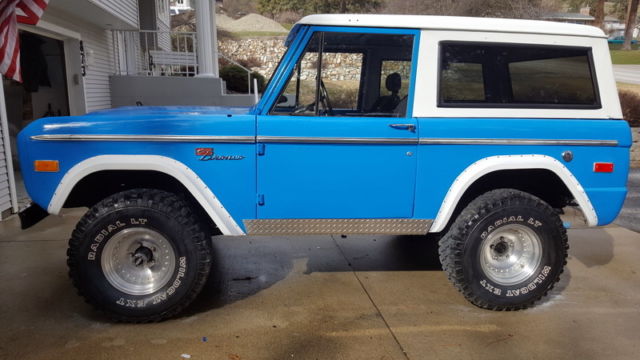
[18,15,630,322]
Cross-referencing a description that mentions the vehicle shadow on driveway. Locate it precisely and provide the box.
[568,228,615,268]
[186,234,442,316]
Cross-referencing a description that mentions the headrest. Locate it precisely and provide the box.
[386,72,402,93]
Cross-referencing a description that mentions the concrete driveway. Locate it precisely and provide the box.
[613,65,640,84]
[1,207,639,360]
[615,168,640,232]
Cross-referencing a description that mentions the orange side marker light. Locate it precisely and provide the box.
[34,160,60,172]
[593,162,614,173]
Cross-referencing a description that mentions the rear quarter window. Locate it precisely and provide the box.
[438,42,600,109]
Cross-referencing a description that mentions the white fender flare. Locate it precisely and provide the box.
[48,155,245,235]
[428,154,597,233]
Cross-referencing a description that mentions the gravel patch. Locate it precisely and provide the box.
[220,13,288,33]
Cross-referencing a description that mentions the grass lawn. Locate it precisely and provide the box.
[611,50,640,64]
[618,82,640,95]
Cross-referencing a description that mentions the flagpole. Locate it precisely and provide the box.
[0,77,19,215]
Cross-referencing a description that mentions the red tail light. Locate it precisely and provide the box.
[593,162,614,173]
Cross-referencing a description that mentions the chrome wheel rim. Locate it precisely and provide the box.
[101,228,176,296]
[479,224,542,286]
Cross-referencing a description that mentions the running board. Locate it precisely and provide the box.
[243,219,433,235]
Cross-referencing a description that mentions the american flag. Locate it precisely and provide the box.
[0,0,49,83]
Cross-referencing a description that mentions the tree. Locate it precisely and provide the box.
[564,0,591,12]
[258,0,383,18]
[593,0,606,29]
[623,0,639,50]
[382,0,556,19]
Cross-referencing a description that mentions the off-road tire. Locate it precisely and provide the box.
[438,189,568,310]
[67,189,212,322]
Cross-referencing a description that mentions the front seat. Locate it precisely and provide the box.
[369,72,402,113]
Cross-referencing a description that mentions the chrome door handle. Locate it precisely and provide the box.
[389,123,416,132]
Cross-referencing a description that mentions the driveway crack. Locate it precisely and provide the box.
[331,235,411,360]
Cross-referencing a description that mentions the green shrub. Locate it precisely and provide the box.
[220,65,266,93]
[620,89,640,127]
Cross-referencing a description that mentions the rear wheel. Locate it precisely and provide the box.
[67,189,212,322]
[438,189,568,310]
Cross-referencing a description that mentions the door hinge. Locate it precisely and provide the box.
[257,143,265,156]
[257,194,265,206]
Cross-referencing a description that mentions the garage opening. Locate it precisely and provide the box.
[2,30,70,216]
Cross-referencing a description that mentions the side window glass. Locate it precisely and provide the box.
[270,31,414,117]
[438,42,599,109]
[509,56,596,104]
[441,62,485,102]
[321,52,363,111]
[380,60,411,101]
[277,49,320,115]
[272,33,321,116]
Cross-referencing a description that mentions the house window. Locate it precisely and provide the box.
[438,42,600,109]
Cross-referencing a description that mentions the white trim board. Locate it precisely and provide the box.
[18,20,82,41]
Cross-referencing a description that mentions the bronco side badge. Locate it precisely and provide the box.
[196,148,245,161]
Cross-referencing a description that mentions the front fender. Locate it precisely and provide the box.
[47,155,245,235]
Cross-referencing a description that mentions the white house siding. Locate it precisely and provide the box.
[157,0,172,52]
[90,0,140,29]
[84,29,115,111]
[41,11,116,112]
[157,22,171,51]
[0,131,11,215]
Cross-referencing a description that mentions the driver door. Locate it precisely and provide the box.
[256,28,420,222]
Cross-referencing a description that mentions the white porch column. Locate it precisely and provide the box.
[209,1,219,77]
[195,0,216,77]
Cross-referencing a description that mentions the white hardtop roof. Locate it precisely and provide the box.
[297,14,606,39]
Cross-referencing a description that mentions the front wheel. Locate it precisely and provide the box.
[67,189,212,322]
[438,189,568,310]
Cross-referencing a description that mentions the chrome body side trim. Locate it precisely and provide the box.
[32,134,619,147]
[257,136,418,144]
[31,134,256,143]
[419,138,618,146]
[244,218,433,235]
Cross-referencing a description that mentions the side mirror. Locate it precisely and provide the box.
[277,94,295,106]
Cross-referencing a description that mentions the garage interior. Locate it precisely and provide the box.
[3,30,70,212]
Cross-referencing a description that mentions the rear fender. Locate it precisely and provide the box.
[429,154,597,233]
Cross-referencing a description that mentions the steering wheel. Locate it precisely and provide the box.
[289,80,334,116]
[291,102,315,115]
